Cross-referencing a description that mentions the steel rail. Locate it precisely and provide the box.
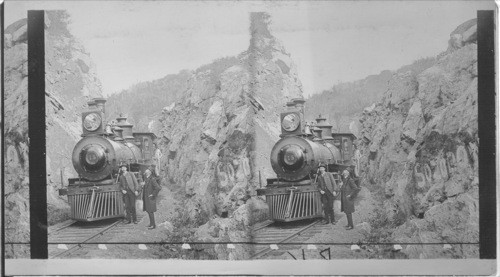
[250,219,320,259]
[50,219,122,258]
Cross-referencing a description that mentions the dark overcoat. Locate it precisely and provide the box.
[142,175,161,212]
[119,172,139,192]
[317,172,339,194]
[340,176,360,214]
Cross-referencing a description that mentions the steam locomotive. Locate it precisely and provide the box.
[257,98,357,222]
[59,98,157,222]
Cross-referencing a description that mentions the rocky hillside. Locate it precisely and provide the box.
[156,12,302,259]
[105,69,192,131]
[354,19,478,258]
[306,57,436,132]
[4,11,102,257]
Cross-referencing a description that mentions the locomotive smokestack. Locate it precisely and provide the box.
[292,98,306,114]
[93,98,107,114]
[286,101,296,109]
[87,100,97,109]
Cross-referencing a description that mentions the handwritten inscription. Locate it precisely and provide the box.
[414,143,476,188]
[216,156,252,185]
[468,143,478,171]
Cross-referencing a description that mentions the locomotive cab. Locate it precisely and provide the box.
[331,133,357,164]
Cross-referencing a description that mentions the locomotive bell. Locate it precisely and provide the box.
[304,123,313,136]
[113,126,124,141]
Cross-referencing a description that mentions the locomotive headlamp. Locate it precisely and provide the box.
[282,113,300,132]
[83,112,102,132]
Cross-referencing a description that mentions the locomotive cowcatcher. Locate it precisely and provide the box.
[59,98,157,222]
[257,98,357,222]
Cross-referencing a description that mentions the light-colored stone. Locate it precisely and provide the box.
[12,24,27,43]
[356,222,372,236]
[402,100,424,141]
[356,19,478,259]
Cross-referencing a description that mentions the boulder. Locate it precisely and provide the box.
[356,222,372,236]
[447,19,477,52]
[158,221,175,233]
[402,100,424,142]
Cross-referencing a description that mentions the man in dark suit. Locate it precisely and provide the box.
[317,164,339,225]
[119,165,139,224]
[141,168,161,229]
[340,168,360,230]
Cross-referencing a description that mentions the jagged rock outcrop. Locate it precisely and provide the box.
[4,11,102,257]
[356,19,478,258]
[447,19,477,52]
[158,12,303,259]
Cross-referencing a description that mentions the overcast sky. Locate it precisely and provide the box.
[6,1,494,97]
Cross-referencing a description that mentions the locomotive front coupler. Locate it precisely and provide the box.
[89,186,103,192]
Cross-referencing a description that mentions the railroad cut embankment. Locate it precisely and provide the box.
[4,11,103,257]
[154,12,303,259]
[353,18,478,258]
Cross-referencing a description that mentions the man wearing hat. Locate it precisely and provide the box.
[119,165,140,224]
[142,168,162,229]
[317,164,339,225]
[340,168,360,230]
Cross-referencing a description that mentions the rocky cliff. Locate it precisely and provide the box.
[156,12,302,259]
[355,19,478,258]
[306,57,436,133]
[4,11,102,257]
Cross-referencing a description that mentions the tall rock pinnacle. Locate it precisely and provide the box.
[158,12,304,259]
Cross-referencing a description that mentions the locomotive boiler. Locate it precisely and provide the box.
[59,98,157,222]
[257,98,357,222]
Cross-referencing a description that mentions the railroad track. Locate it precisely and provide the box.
[48,214,145,258]
[250,218,329,259]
